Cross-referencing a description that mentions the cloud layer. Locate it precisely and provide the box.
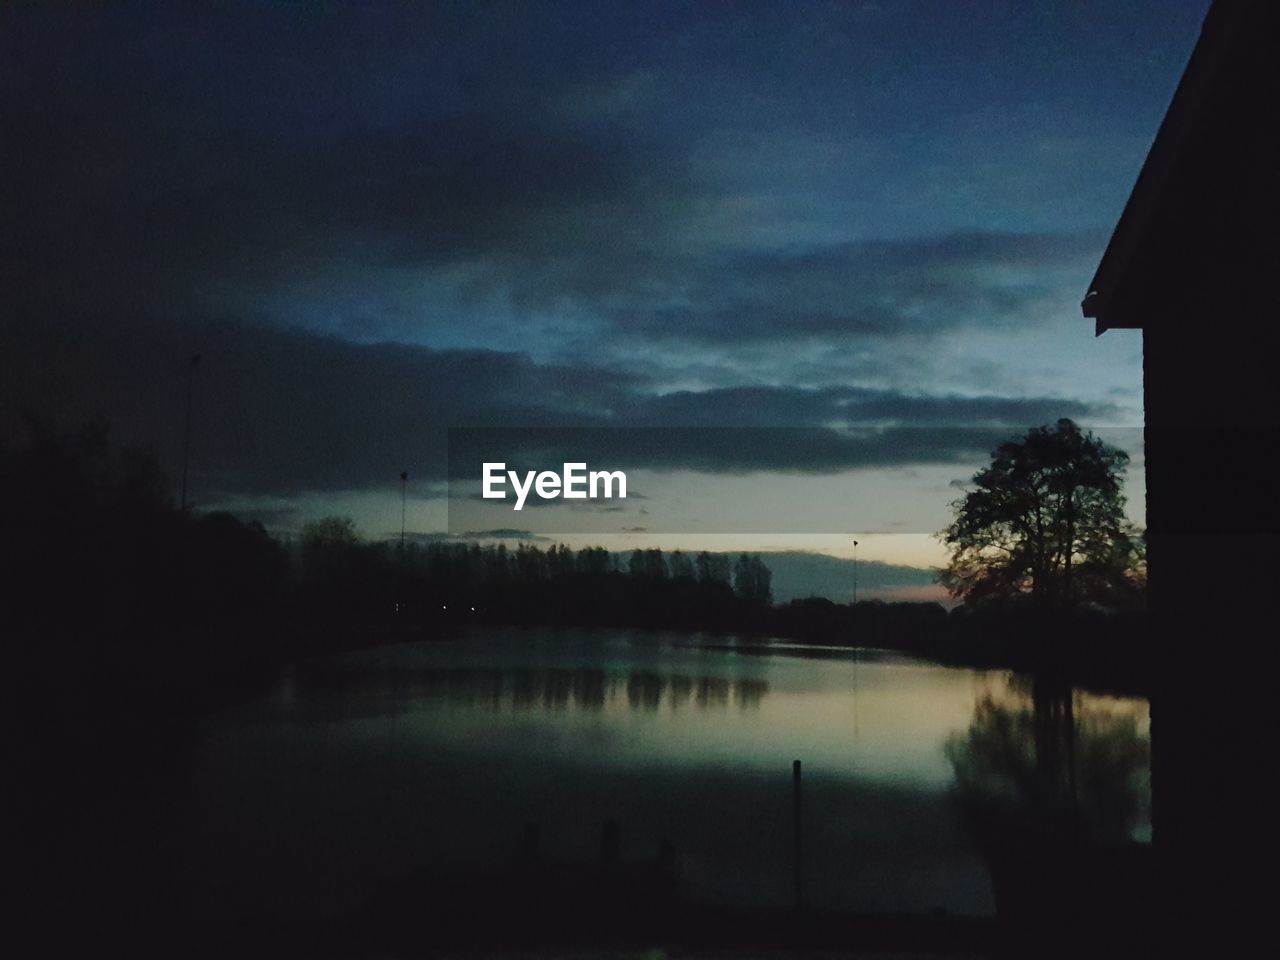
[2,1,1189,506]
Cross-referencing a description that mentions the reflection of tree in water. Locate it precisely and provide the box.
[946,679,1153,949]
[734,678,767,709]
[669,674,694,709]
[511,669,539,710]
[358,667,768,713]
[627,671,665,711]
[946,678,1150,846]
[542,669,575,709]
[696,675,731,709]
[572,668,607,709]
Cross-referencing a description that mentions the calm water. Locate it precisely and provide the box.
[187,627,1150,920]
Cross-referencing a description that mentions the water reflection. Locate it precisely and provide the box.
[946,677,1150,844]
[192,632,1150,924]
[297,663,769,715]
[946,677,1152,950]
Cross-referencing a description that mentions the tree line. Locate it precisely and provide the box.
[0,414,780,679]
[298,523,776,632]
[940,419,1146,610]
[4,414,1150,701]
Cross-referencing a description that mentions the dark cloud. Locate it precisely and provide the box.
[449,425,1053,482]
[1,2,1166,363]
[3,77,690,330]
[568,231,1111,349]
[463,490,644,512]
[1,2,700,331]
[762,552,939,604]
[1,0,1181,515]
[2,315,1117,498]
[461,529,550,542]
[628,383,1114,428]
[0,315,632,496]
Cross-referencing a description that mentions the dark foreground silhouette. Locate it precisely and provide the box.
[4,417,1151,956]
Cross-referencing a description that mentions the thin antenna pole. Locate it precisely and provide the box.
[180,354,201,512]
[792,759,803,910]
[399,471,408,551]
[852,538,859,605]
[852,537,861,739]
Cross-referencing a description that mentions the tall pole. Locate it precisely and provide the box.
[399,471,408,552]
[396,472,409,618]
[792,759,804,910]
[851,538,859,605]
[852,539,861,738]
[180,354,201,512]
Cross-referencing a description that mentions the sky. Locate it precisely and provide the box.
[0,1,1210,598]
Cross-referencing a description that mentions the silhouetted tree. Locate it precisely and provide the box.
[299,516,360,577]
[547,543,575,578]
[628,548,668,580]
[668,549,695,580]
[939,419,1142,609]
[733,553,772,605]
[575,546,611,576]
[514,542,549,580]
[696,550,731,585]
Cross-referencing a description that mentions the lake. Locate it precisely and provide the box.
[185,627,1150,923]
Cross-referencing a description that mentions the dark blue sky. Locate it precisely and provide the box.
[1,1,1208,550]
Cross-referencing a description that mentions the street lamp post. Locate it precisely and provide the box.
[180,354,201,512]
[395,471,409,618]
[851,538,859,605]
[399,471,408,552]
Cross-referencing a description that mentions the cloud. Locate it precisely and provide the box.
[749,551,940,604]
[1,1,1156,510]
[582,231,1108,345]
[0,315,628,495]
[2,310,1123,500]
[1,2,701,332]
[626,383,1115,428]
[461,529,550,542]
[3,2,1120,379]
[463,489,646,512]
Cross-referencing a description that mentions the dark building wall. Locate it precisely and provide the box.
[1085,0,1279,944]
[1135,0,1279,939]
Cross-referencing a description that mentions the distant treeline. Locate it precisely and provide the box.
[3,416,292,694]
[3,416,1147,700]
[396,539,774,630]
[774,594,1148,694]
[0,417,782,684]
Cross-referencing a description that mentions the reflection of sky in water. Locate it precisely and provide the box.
[268,629,1144,788]
[193,628,1150,919]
